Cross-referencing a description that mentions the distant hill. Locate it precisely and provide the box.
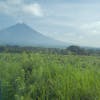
[0,23,68,48]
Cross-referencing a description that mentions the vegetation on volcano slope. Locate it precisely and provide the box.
[0,53,100,100]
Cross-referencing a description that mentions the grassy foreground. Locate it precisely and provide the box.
[0,53,100,100]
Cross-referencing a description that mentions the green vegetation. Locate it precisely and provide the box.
[0,45,100,55]
[0,52,100,100]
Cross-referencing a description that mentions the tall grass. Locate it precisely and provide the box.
[0,53,100,100]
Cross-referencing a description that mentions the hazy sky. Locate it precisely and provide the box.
[0,0,100,47]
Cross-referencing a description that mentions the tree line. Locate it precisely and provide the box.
[0,45,100,55]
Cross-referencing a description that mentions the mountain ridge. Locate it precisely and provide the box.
[0,23,68,48]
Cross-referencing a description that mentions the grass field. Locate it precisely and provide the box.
[0,53,100,100]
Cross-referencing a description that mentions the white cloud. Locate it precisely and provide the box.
[79,21,100,35]
[23,3,44,17]
[0,0,44,17]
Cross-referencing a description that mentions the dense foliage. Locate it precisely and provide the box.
[0,45,100,55]
[0,52,100,100]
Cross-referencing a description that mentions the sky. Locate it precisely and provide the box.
[0,0,100,47]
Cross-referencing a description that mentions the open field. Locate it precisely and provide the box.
[0,53,100,100]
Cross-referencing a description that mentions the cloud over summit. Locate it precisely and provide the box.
[0,0,44,17]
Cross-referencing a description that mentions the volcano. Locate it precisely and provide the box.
[0,23,68,47]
